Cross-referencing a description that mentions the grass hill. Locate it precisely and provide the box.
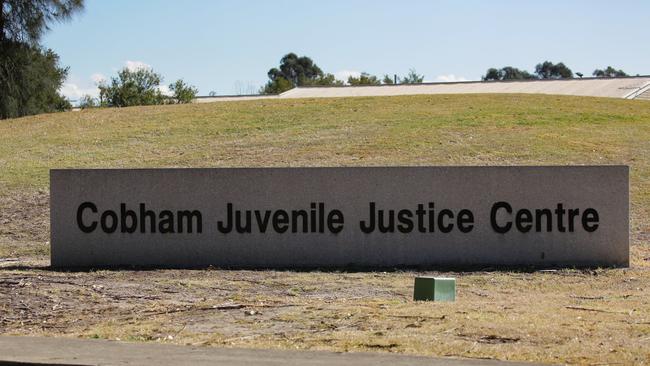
[1,94,649,364]
[1,93,649,255]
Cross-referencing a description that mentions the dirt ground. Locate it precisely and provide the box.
[1,190,649,365]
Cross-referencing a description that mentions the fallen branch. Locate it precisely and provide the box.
[570,295,605,300]
[144,302,301,316]
[157,304,245,315]
[0,279,21,285]
[565,306,628,314]
[478,334,520,344]
[388,314,446,320]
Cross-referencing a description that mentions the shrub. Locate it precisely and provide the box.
[169,79,198,104]
[98,67,165,107]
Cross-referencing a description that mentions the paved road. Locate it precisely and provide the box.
[0,335,546,366]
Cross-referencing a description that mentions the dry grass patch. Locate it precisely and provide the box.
[1,248,649,364]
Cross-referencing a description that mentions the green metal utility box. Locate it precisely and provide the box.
[413,277,456,301]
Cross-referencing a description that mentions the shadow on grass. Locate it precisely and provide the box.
[0,260,618,274]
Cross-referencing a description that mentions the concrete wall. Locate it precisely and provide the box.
[194,77,650,103]
[50,166,629,269]
[281,77,650,99]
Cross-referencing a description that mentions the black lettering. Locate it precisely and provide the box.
[217,203,233,234]
[310,202,317,233]
[177,210,202,233]
[555,203,566,232]
[397,209,414,233]
[457,209,474,233]
[491,201,512,234]
[273,210,289,233]
[140,203,156,233]
[437,209,454,233]
[77,202,98,233]
[515,209,533,233]
[428,202,435,233]
[360,202,376,233]
[535,209,552,232]
[568,208,580,232]
[158,210,175,233]
[291,210,308,233]
[100,210,118,233]
[582,208,599,232]
[416,204,427,233]
[318,203,325,233]
[328,210,344,234]
[120,203,137,233]
[255,210,272,233]
[378,209,394,233]
[235,210,251,233]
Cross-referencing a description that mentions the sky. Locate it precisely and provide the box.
[42,0,650,101]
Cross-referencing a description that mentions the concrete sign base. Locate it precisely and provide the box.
[50,166,629,268]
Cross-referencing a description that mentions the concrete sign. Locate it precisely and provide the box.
[50,166,629,268]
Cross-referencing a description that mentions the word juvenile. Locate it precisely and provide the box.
[76,201,600,235]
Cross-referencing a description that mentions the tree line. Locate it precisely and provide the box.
[82,69,198,109]
[482,61,631,81]
[262,54,635,93]
[261,53,425,94]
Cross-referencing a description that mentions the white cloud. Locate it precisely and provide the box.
[59,82,99,101]
[157,84,173,97]
[435,74,469,82]
[91,73,106,84]
[334,70,361,83]
[58,72,106,102]
[125,60,151,71]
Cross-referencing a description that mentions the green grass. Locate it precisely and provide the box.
[1,93,649,238]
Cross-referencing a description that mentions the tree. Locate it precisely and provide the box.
[535,61,573,79]
[169,79,198,104]
[0,0,84,44]
[382,74,395,84]
[348,72,381,86]
[593,66,627,78]
[0,42,71,118]
[0,0,83,118]
[483,68,501,81]
[401,69,424,84]
[78,94,97,109]
[482,66,535,81]
[302,73,343,87]
[262,53,343,93]
[266,53,323,87]
[98,67,165,107]
[279,53,323,85]
[261,76,292,94]
[501,66,534,80]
